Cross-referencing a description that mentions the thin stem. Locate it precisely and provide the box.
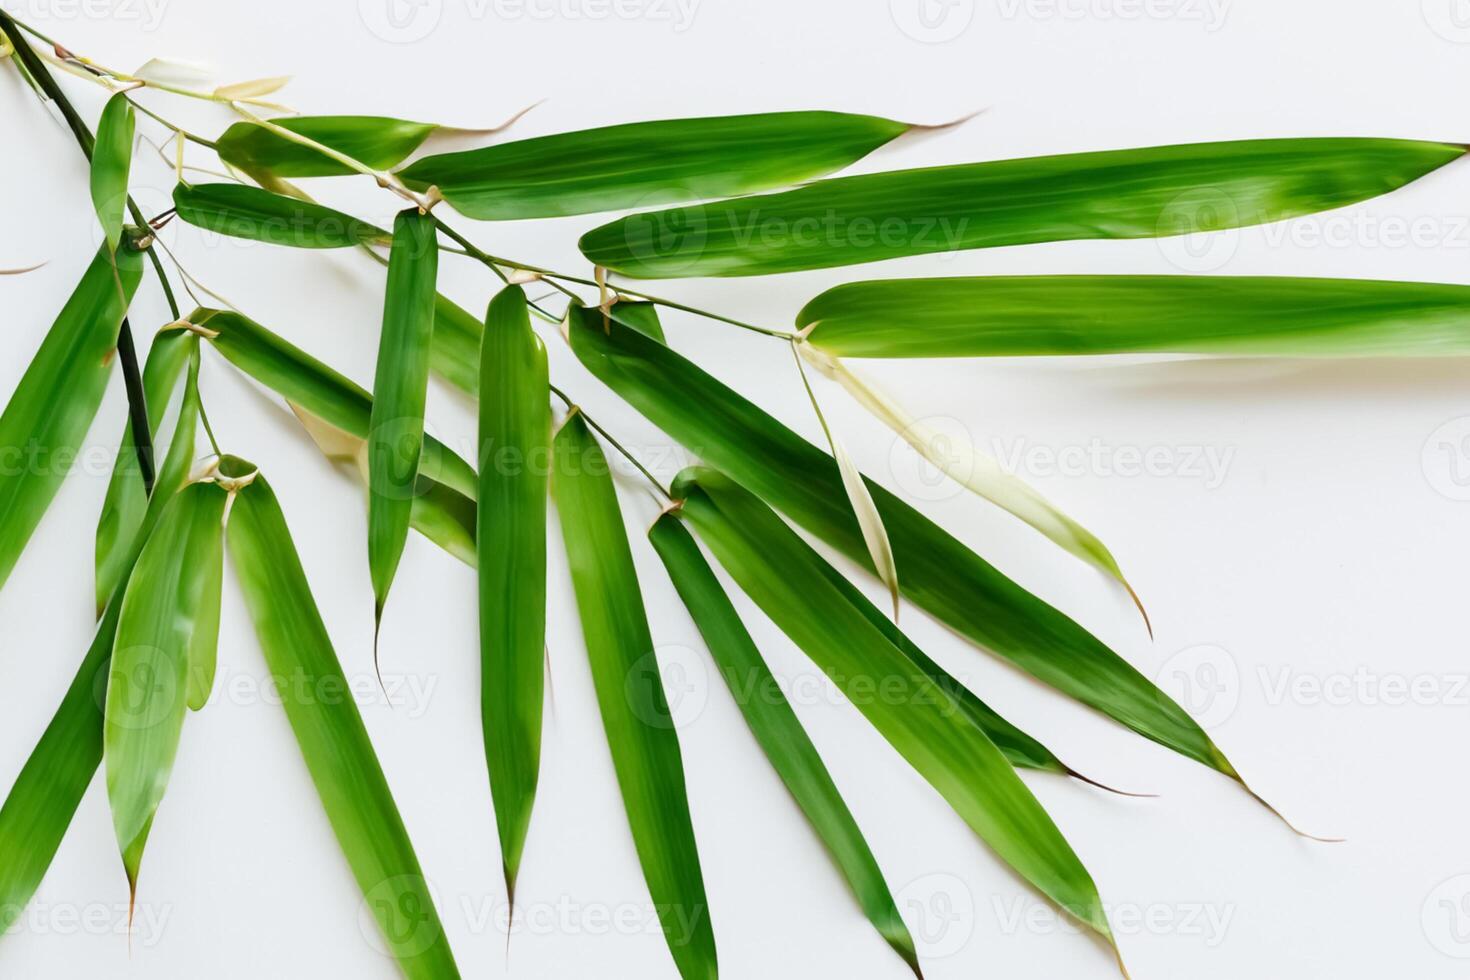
[549,385,669,499]
[0,8,161,492]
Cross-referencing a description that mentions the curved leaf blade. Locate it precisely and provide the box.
[192,307,477,499]
[90,93,135,253]
[105,480,227,889]
[566,311,1234,777]
[477,285,550,901]
[215,117,438,178]
[173,183,388,249]
[228,472,461,980]
[401,111,911,220]
[552,413,717,980]
[803,274,1470,358]
[96,327,192,615]
[649,513,920,976]
[581,137,1467,278]
[0,240,144,593]
[671,467,1117,951]
[368,209,440,631]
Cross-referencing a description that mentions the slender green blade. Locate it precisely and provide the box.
[609,301,666,344]
[105,480,227,889]
[0,240,144,593]
[192,307,477,499]
[228,473,460,980]
[566,310,1233,776]
[173,182,387,249]
[671,467,1116,947]
[581,137,1467,277]
[186,526,224,711]
[368,209,440,634]
[431,293,486,396]
[0,343,201,936]
[96,327,191,615]
[216,116,437,177]
[649,513,919,976]
[803,274,1470,358]
[477,285,549,901]
[401,111,910,220]
[90,93,135,253]
[552,413,716,980]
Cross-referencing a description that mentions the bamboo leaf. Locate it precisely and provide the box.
[186,528,224,711]
[173,183,388,249]
[430,292,487,395]
[802,274,1470,358]
[581,137,1468,278]
[565,310,1237,779]
[105,479,227,892]
[191,307,477,498]
[478,284,550,902]
[400,111,911,220]
[213,76,291,101]
[227,471,461,979]
[96,328,192,616]
[648,513,920,976]
[671,467,1120,959]
[0,240,144,594]
[608,301,665,344]
[552,412,717,980]
[796,342,1143,625]
[368,208,439,643]
[0,343,201,936]
[216,116,440,177]
[90,93,135,254]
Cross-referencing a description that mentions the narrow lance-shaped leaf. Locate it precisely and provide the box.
[649,513,920,977]
[90,93,135,253]
[216,116,439,176]
[0,335,200,935]
[802,274,1470,358]
[672,467,1121,964]
[96,327,192,615]
[227,470,461,980]
[190,307,477,499]
[0,239,144,593]
[565,310,1235,779]
[401,111,913,220]
[553,413,717,980]
[796,341,1146,627]
[478,284,550,903]
[173,182,388,249]
[581,137,1468,277]
[105,479,227,895]
[368,208,439,652]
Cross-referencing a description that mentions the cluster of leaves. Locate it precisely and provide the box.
[2,12,1467,979]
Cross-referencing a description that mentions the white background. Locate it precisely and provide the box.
[2,0,1469,977]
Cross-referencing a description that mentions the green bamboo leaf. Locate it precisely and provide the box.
[173,182,388,249]
[400,111,911,220]
[552,412,716,980]
[96,327,192,616]
[216,116,439,177]
[671,466,1120,961]
[566,310,1235,779]
[648,513,920,976]
[186,527,224,711]
[581,137,1467,278]
[478,284,549,902]
[430,293,486,396]
[368,208,440,648]
[609,301,665,344]
[192,307,477,499]
[802,274,1470,358]
[0,342,201,936]
[105,479,227,893]
[227,471,461,979]
[90,93,135,253]
[0,239,144,593]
